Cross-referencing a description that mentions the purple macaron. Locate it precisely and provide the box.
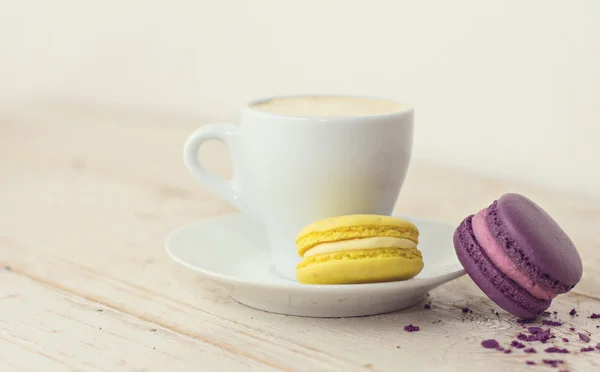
[453,193,582,319]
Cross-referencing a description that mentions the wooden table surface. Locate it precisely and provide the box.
[1,103,599,372]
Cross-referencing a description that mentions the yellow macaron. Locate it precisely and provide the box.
[295,215,424,284]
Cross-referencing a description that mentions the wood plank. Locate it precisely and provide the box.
[2,237,600,371]
[0,338,69,372]
[0,268,276,371]
[1,103,599,371]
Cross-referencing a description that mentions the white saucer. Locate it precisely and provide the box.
[165,214,465,317]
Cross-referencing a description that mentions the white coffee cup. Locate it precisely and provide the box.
[183,95,414,280]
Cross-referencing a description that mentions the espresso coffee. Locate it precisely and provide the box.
[251,96,404,117]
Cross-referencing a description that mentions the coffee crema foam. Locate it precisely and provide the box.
[251,96,405,117]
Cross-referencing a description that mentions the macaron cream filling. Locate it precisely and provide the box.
[303,237,417,258]
[472,208,558,300]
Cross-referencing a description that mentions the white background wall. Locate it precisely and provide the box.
[1,0,599,197]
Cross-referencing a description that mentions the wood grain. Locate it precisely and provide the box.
[1,269,270,372]
[0,102,599,371]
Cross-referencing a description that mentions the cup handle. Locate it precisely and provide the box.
[183,124,244,212]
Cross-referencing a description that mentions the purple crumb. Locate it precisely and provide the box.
[579,333,590,343]
[504,349,512,354]
[581,347,595,352]
[562,338,569,342]
[597,343,600,350]
[542,320,563,326]
[403,324,420,332]
[543,359,564,364]
[424,304,431,310]
[495,346,504,351]
[545,347,570,353]
[543,359,565,368]
[524,348,537,353]
[526,361,535,365]
[511,340,526,349]
[481,339,499,349]
[396,346,401,349]
[569,309,577,316]
[591,313,600,319]
[462,307,470,313]
[517,318,535,325]
[519,327,553,343]
[542,311,552,316]
[569,327,576,331]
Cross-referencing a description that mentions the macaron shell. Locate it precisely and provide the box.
[296,248,424,285]
[454,216,550,319]
[488,193,583,291]
[297,214,418,237]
